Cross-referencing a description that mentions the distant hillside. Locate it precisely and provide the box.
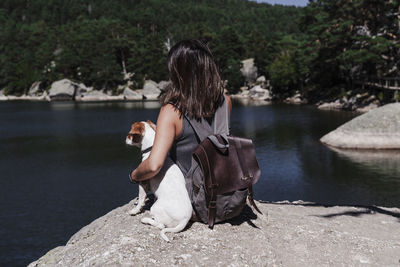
[0,0,303,94]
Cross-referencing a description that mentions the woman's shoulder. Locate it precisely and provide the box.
[161,103,181,117]
[159,103,183,139]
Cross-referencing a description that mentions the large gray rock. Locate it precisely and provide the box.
[256,76,266,83]
[0,89,7,100]
[240,58,258,83]
[77,90,124,102]
[143,80,161,100]
[28,81,42,96]
[49,79,78,100]
[249,85,271,101]
[123,87,143,100]
[321,103,400,149]
[28,200,400,266]
[285,91,307,105]
[318,100,343,110]
[157,80,170,91]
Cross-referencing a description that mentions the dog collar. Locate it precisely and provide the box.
[141,146,152,154]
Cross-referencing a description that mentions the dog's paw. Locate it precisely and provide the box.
[128,207,141,216]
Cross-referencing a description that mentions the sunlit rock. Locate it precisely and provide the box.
[240,58,258,83]
[0,89,8,100]
[317,100,343,110]
[28,81,42,96]
[157,80,170,91]
[123,87,143,100]
[249,85,271,101]
[321,103,400,149]
[49,79,79,101]
[285,91,307,105]
[143,80,161,100]
[256,76,266,83]
[28,199,400,266]
[77,90,123,102]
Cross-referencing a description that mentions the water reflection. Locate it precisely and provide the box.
[329,148,400,178]
[231,97,271,106]
[231,102,400,207]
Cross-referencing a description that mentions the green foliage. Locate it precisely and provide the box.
[0,0,303,94]
[268,52,296,91]
[297,0,400,98]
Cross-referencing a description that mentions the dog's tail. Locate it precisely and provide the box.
[160,218,189,242]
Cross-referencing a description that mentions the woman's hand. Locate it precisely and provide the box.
[129,169,137,183]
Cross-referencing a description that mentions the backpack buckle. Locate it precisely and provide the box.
[241,174,253,181]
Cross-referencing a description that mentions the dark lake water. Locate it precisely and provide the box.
[1,100,400,266]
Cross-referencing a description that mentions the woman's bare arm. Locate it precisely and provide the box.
[225,94,232,116]
[131,104,181,182]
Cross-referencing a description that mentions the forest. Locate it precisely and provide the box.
[0,0,399,101]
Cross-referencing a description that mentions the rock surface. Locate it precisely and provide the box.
[317,91,381,113]
[29,200,400,266]
[28,81,42,96]
[143,80,161,100]
[49,79,79,100]
[0,89,8,100]
[321,103,400,149]
[317,100,343,110]
[284,91,307,105]
[123,87,143,100]
[249,85,272,101]
[77,90,124,102]
[157,80,170,91]
[240,58,258,83]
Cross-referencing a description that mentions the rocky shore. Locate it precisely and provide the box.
[0,78,167,102]
[29,199,400,266]
[0,58,391,113]
[316,91,381,113]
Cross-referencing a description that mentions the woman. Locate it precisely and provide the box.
[130,39,231,182]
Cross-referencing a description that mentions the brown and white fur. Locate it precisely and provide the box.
[126,120,192,242]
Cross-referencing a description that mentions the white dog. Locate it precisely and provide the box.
[125,120,192,242]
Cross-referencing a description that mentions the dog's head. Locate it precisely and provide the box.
[125,120,156,147]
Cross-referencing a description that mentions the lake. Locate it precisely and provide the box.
[1,100,399,266]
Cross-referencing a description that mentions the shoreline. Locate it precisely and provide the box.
[1,93,388,114]
[28,199,400,266]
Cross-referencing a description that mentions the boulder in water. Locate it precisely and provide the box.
[157,80,170,91]
[49,79,79,100]
[0,89,8,101]
[249,85,271,101]
[143,80,161,100]
[77,90,123,101]
[123,87,143,100]
[28,81,42,96]
[320,103,400,149]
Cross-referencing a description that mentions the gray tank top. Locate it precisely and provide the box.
[170,98,230,176]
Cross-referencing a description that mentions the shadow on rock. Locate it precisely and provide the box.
[260,200,400,223]
[225,205,259,228]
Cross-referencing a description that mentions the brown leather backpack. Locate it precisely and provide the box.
[185,99,262,229]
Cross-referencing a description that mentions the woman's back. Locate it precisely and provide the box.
[170,97,230,176]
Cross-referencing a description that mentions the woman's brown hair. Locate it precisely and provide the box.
[160,39,224,119]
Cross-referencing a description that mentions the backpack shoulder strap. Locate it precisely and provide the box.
[213,96,230,135]
[185,97,230,142]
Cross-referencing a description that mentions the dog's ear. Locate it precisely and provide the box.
[130,122,145,135]
[146,120,157,132]
[128,122,145,143]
